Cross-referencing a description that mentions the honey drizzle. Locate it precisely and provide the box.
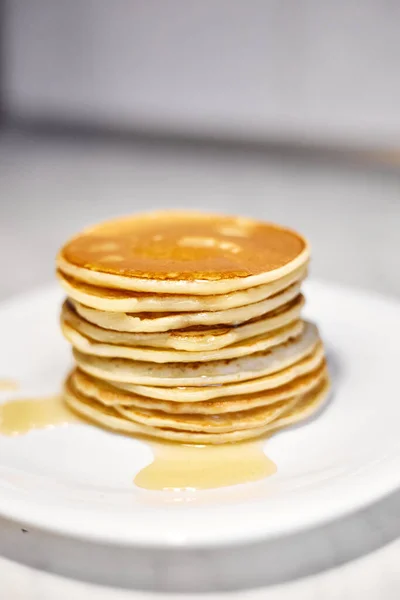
[0,393,277,490]
[134,440,276,491]
[0,378,19,391]
[0,395,79,436]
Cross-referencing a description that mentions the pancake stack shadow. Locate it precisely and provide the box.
[57,211,330,444]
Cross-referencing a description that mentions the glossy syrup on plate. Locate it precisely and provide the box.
[0,394,80,435]
[134,439,276,491]
[0,391,277,490]
[0,378,19,391]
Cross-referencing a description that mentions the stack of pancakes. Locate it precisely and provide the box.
[57,211,329,444]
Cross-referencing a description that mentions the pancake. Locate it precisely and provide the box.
[57,211,309,295]
[61,295,304,352]
[73,321,319,386]
[62,319,304,363]
[112,343,325,402]
[269,377,330,432]
[57,265,307,312]
[57,210,329,446]
[71,363,327,414]
[115,398,291,433]
[71,282,302,333]
[63,376,330,444]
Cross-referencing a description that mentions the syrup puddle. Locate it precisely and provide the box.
[0,378,19,391]
[134,440,276,491]
[0,395,79,435]
[0,393,277,490]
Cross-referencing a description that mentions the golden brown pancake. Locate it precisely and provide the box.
[57,211,309,294]
[112,343,326,402]
[71,363,327,414]
[61,295,304,352]
[64,375,330,444]
[70,282,302,333]
[62,318,304,363]
[72,321,320,387]
[57,210,329,446]
[115,398,291,433]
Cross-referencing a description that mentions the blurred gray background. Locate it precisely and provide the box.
[0,1,400,296]
[1,1,400,302]
[4,0,400,148]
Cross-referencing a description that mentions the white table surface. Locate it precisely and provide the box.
[1,131,400,598]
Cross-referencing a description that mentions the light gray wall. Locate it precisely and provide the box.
[5,1,400,147]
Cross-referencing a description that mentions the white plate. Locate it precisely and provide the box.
[0,280,399,548]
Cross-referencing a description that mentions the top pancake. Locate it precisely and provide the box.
[57,211,309,295]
